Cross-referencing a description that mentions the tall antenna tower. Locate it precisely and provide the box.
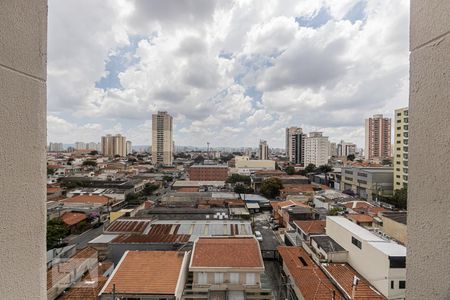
[207,142,210,159]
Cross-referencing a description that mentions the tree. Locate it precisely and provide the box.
[389,186,407,209]
[304,163,316,174]
[329,207,344,216]
[142,183,159,196]
[234,184,254,194]
[347,154,355,161]
[260,177,283,199]
[89,150,98,155]
[82,160,97,167]
[47,166,56,176]
[220,154,234,163]
[285,166,296,175]
[317,165,333,185]
[194,155,205,164]
[125,192,142,205]
[226,174,251,184]
[47,219,69,250]
[163,175,173,182]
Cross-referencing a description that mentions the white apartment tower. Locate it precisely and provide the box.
[337,140,357,157]
[393,107,409,189]
[365,114,391,162]
[126,141,132,155]
[152,111,173,166]
[101,134,127,157]
[259,140,269,160]
[304,132,330,167]
[285,127,306,165]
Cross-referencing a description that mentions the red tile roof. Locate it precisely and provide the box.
[271,200,310,210]
[112,224,190,244]
[191,237,263,269]
[63,195,111,205]
[294,220,326,235]
[343,201,374,209]
[278,246,343,300]
[102,251,184,295]
[324,263,385,299]
[61,212,87,226]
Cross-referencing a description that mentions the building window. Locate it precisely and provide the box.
[246,273,256,285]
[198,272,207,285]
[351,236,362,249]
[391,281,395,289]
[230,273,239,284]
[389,256,406,268]
[214,273,224,284]
[399,281,406,289]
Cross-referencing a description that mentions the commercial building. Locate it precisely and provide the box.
[304,132,330,167]
[326,216,406,299]
[101,134,127,157]
[340,167,394,201]
[393,107,409,189]
[365,114,391,162]
[188,165,229,181]
[258,140,269,160]
[233,156,275,172]
[126,140,132,155]
[285,127,306,164]
[152,111,173,166]
[187,236,271,300]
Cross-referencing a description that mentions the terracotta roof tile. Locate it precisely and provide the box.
[294,220,326,235]
[102,251,184,295]
[347,214,374,223]
[61,212,87,226]
[63,195,111,205]
[324,263,385,299]
[278,246,344,300]
[191,237,263,269]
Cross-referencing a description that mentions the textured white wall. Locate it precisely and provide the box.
[0,0,47,298]
[408,1,450,299]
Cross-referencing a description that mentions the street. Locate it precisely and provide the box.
[65,225,104,250]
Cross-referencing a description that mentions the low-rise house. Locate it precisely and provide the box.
[326,216,406,299]
[99,251,190,300]
[186,236,272,300]
[281,205,316,228]
[347,213,374,228]
[271,200,313,225]
[293,220,326,242]
[277,246,344,300]
[313,190,351,210]
[60,211,88,232]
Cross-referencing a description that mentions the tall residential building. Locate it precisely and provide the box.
[87,142,101,151]
[304,132,330,167]
[365,114,391,162]
[329,142,337,157]
[285,127,306,164]
[152,111,173,166]
[74,142,86,150]
[393,107,409,189]
[101,134,126,157]
[48,142,64,152]
[126,141,132,155]
[259,140,269,160]
[337,140,357,157]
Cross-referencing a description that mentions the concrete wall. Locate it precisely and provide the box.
[0,0,47,298]
[382,217,407,245]
[408,1,450,299]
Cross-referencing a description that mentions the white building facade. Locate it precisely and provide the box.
[304,132,330,167]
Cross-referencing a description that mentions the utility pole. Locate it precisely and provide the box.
[207,142,210,159]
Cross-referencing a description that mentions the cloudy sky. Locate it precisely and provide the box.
[47,0,409,148]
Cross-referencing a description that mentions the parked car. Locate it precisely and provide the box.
[255,231,263,242]
[271,224,281,231]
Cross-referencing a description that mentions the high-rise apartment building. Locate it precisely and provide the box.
[393,107,409,189]
[152,111,173,166]
[126,141,132,155]
[285,127,306,164]
[74,142,86,150]
[48,142,64,152]
[365,114,391,162]
[259,140,269,160]
[337,140,357,157]
[304,132,330,167]
[329,142,337,157]
[101,134,127,157]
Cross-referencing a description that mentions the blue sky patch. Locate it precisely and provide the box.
[343,1,367,24]
[296,7,331,29]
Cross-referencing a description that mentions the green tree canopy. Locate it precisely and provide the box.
[260,177,284,199]
[193,155,205,164]
[47,219,70,250]
[234,183,254,194]
[389,186,407,209]
[226,174,251,184]
[347,154,355,161]
[285,166,296,175]
[47,166,56,176]
[142,183,159,196]
[304,163,316,174]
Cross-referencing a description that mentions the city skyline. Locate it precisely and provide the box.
[47,0,409,148]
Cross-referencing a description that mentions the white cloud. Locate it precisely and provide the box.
[48,0,410,148]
